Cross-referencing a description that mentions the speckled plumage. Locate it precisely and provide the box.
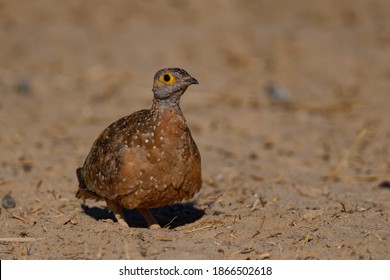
[76,68,202,229]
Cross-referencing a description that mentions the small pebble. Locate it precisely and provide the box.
[248,152,258,160]
[2,194,16,209]
[265,83,292,103]
[15,75,33,95]
[378,181,390,189]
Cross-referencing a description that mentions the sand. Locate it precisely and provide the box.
[1,0,389,259]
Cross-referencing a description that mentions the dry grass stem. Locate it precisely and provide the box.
[0,238,43,242]
[323,126,370,186]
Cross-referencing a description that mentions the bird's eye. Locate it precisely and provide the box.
[159,73,176,85]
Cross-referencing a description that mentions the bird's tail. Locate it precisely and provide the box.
[75,167,102,200]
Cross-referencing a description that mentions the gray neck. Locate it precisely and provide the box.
[152,87,187,109]
[151,99,184,117]
[154,97,180,108]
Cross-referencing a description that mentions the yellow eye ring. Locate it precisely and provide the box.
[159,73,176,85]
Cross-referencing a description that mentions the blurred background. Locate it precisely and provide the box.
[1,0,390,259]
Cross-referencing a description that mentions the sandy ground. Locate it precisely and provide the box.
[1,0,390,260]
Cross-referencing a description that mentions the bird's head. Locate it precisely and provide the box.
[152,68,198,105]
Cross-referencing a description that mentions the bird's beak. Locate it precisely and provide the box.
[186,76,199,85]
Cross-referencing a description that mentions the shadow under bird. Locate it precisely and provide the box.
[76,68,202,229]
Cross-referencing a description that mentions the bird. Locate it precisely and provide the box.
[76,68,202,229]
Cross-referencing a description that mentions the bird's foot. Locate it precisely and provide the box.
[106,199,128,227]
[137,208,161,230]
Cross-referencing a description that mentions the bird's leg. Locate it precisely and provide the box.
[137,208,161,230]
[106,199,128,227]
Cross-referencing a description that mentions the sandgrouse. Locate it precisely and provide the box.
[76,68,202,229]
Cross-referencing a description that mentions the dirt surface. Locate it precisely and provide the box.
[1,0,390,260]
